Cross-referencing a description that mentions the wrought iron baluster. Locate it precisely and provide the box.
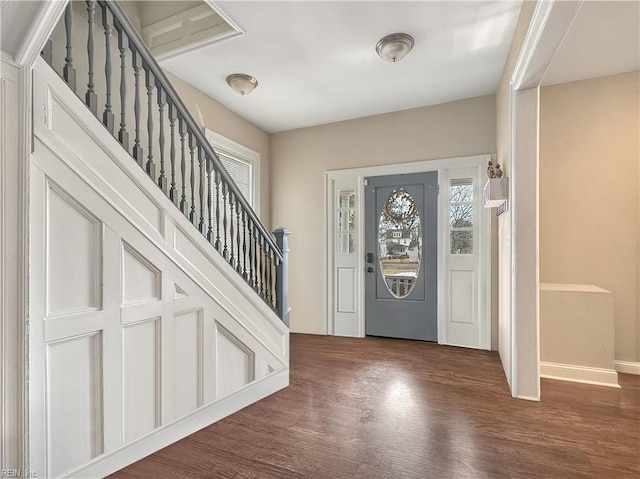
[117,24,128,150]
[157,85,167,193]
[206,158,214,242]
[189,133,197,225]
[102,4,114,133]
[168,103,177,203]
[198,147,206,234]
[145,67,156,178]
[132,50,143,165]
[63,3,76,91]
[179,117,188,215]
[85,0,98,114]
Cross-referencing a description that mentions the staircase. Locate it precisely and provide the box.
[26,1,289,477]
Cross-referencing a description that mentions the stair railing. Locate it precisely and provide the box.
[41,0,289,325]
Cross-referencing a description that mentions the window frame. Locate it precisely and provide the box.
[204,128,260,215]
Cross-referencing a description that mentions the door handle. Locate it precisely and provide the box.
[366,252,374,264]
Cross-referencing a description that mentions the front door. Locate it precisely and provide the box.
[365,172,438,341]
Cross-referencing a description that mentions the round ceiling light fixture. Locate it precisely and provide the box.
[226,73,258,95]
[376,33,414,63]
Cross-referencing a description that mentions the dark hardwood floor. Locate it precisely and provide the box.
[110,334,639,479]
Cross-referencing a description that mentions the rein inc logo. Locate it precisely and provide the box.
[1,471,38,478]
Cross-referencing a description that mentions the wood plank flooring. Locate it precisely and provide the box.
[110,334,639,479]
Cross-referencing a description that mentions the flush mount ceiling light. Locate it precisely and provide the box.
[226,73,258,95]
[376,33,414,63]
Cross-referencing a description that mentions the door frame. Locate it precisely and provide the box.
[325,154,492,348]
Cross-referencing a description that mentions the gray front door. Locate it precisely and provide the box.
[365,172,438,341]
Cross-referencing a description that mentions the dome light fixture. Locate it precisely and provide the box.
[376,33,414,63]
[226,73,258,95]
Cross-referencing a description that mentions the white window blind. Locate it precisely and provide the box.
[217,151,253,205]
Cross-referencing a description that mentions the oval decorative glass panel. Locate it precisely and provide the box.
[378,188,422,298]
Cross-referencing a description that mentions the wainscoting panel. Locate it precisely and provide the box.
[29,62,289,479]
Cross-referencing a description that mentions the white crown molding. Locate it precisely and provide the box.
[15,0,69,67]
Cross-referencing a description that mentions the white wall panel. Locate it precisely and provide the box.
[123,319,159,442]
[216,325,254,398]
[47,333,103,477]
[122,244,160,304]
[173,309,202,417]
[47,184,101,316]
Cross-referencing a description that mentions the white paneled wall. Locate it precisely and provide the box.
[29,58,288,479]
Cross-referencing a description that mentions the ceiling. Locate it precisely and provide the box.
[159,1,523,133]
[0,0,44,57]
[542,1,640,86]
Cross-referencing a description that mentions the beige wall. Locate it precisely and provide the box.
[164,71,272,227]
[271,95,497,335]
[540,71,640,363]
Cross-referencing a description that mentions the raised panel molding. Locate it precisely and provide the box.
[337,267,356,313]
[122,242,161,305]
[46,181,102,317]
[216,323,255,399]
[122,318,161,443]
[450,270,475,324]
[29,59,289,479]
[47,332,103,477]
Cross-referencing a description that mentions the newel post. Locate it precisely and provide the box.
[273,227,291,327]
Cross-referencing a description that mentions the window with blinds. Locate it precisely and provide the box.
[205,129,259,211]
[217,151,253,205]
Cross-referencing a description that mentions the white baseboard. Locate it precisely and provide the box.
[615,360,640,375]
[65,368,289,479]
[540,362,620,388]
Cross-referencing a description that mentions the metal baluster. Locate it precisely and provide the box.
[198,147,206,234]
[117,25,128,150]
[215,169,221,251]
[102,4,114,133]
[206,158,214,242]
[63,3,76,91]
[242,209,247,278]
[229,190,235,266]
[168,103,177,203]
[189,133,197,225]
[132,50,143,165]
[85,0,98,114]
[179,117,188,215]
[222,181,228,259]
[145,67,156,178]
[157,85,167,193]
[236,201,242,273]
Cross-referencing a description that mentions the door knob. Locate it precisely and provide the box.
[367,267,374,273]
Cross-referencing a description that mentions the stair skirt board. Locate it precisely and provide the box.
[30,60,288,478]
[539,362,620,388]
[68,369,288,479]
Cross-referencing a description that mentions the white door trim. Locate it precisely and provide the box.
[326,154,492,348]
[507,0,583,400]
